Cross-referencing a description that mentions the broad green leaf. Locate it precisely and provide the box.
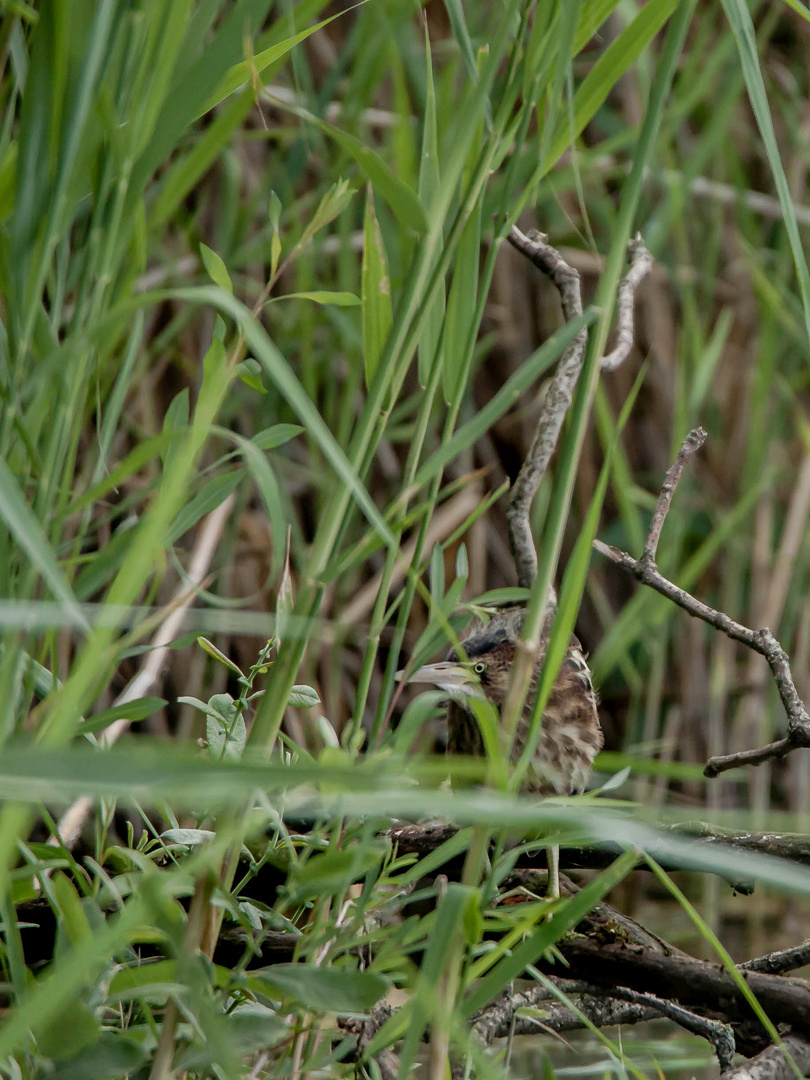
[76,697,167,736]
[251,964,389,1013]
[167,470,243,545]
[252,424,304,450]
[50,1031,149,1080]
[197,637,244,676]
[36,998,100,1062]
[288,684,320,707]
[573,0,624,54]
[200,243,233,293]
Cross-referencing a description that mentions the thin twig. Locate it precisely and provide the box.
[593,428,810,778]
[642,427,707,563]
[601,235,653,372]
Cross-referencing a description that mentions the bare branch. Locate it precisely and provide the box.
[385,820,810,877]
[601,235,653,372]
[506,226,587,591]
[720,1035,810,1080]
[741,940,810,976]
[586,985,735,1071]
[505,228,649,593]
[642,426,707,563]
[339,1004,399,1080]
[593,428,810,778]
[473,983,659,1041]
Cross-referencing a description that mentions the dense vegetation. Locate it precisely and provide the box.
[2,1,810,1077]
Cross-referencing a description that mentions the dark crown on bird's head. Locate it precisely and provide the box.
[445,608,541,707]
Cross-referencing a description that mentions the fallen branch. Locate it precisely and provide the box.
[592,427,810,778]
[720,1035,810,1080]
[385,820,810,876]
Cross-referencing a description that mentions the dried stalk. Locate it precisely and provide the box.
[593,428,810,777]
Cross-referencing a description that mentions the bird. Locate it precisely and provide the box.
[399,607,603,897]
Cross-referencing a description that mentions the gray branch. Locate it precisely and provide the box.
[601,235,653,372]
[741,939,810,976]
[720,1035,810,1080]
[505,228,650,592]
[585,985,735,1071]
[593,427,810,778]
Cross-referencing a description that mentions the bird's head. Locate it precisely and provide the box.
[397,610,526,709]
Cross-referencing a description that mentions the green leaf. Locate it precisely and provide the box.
[197,636,244,677]
[719,0,810,344]
[237,358,268,393]
[362,186,393,388]
[201,10,348,115]
[76,697,167,736]
[266,290,361,307]
[108,959,180,1002]
[462,851,639,1017]
[544,0,680,172]
[200,243,233,293]
[416,29,444,386]
[167,470,243,544]
[52,872,92,951]
[299,178,355,248]
[251,964,389,1013]
[288,684,320,708]
[49,1031,149,1080]
[192,693,246,760]
[36,998,100,1062]
[252,424,304,450]
[0,458,89,632]
[161,828,216,847]
[290,106,427,234]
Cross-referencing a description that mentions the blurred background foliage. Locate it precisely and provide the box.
[1,0,810,1076]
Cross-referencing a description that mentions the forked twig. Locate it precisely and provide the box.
[506,227,650,591]
[594,428,810,778]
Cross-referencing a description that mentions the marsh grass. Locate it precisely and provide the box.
[1,1,810,1076]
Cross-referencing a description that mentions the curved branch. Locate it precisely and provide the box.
[593,427,810,778]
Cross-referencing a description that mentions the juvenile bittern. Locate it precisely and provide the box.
[401,607,603,896]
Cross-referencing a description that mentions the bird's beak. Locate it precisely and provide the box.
[395,661,479,696]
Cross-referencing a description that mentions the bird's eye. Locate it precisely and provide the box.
[473,661,487,676]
